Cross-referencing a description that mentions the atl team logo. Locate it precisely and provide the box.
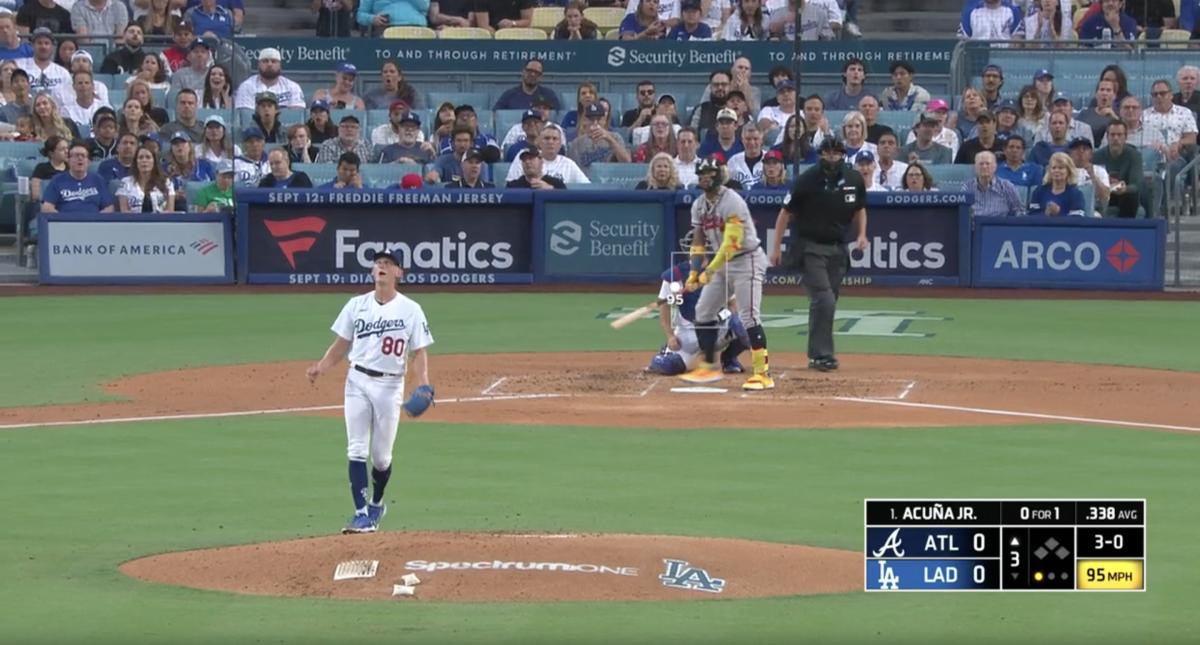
[1105,239,1140,273]
[658,559,725,593]
[263,216,327,269]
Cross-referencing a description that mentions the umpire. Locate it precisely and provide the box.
[769,137,869,371]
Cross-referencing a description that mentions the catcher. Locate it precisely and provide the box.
[646,260,749,376]
[679,156,773,390]
[306,250,435,534]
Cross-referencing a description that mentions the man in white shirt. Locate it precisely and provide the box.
[18,27,70,96]
[52,50,110,108]
[1069,137,1109,217]
[674,126,699,187]
[234,48,305,110]
[727,124,766,188]
[61,70,108,127]
[1143,79,1198,164]
[874,131,908,190]
[371,100,428,146]
[505,126,589,184]
[1034,92,1093,145]
[960,0,1024,41]
[757,79,797,134]
[856,150,889,191]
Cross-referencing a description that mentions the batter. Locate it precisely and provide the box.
[306,250,436,534]
[680,157,773,390]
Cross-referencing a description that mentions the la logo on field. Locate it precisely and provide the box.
[659,559,726,593]
[598,309,950,338]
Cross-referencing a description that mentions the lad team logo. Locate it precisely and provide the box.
[658,559,726,593]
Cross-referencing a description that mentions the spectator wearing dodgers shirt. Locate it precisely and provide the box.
[234,48,305,110]
[41,141,115,213]
[667,0,712,40]
[185,0,236,40]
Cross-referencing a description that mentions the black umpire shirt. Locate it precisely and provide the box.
[782,163,866,245]
[506,175,566,189]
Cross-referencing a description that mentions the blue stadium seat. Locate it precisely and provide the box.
[428,91,489,111]
[495,109,529,138]
[330,109,367,127]
[589,162,646,187]
[293,163,338,185]
[109,88,126,108]
[927,164,975,189]
[362,163,423,188]
[0,141,46,161]
[876,111,915,131]
[16,159,40,178]
[566,182,606,190]
[492,161,510,183]
[186,181,208,211]
[1082,184,1097,217]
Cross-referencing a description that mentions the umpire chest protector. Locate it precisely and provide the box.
[783,164,866,246]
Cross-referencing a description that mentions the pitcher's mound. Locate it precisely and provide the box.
[121,531,861,602]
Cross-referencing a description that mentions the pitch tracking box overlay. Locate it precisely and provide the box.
[864,499,1146,592]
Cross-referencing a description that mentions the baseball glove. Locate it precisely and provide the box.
[402,384,435,418]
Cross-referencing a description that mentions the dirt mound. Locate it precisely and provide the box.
[120,531,862,602]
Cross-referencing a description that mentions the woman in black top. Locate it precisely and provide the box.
[203,65,233,110]
[31,135,69,202]
[306,103,337,145]
[553,1,599,39]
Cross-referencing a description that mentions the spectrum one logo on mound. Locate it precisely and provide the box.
[549,220,582,256]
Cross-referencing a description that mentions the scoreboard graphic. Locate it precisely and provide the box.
[864,499,1146,592]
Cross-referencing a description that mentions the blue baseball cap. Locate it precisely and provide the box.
[681,0,702,10]
[1035,69,1054,81]
[996,98,1018,113]
[982,64,1003,78]
[1052,91,1072,104]
[855,150,876,165]
[584,103,605,119]
[776,79,797,91]
[1068,136,1093,149]
[241,126,265,141]
[336,62,357,75]
[521,108,541,123]
[169,131,190,143]
[309,99,330,112]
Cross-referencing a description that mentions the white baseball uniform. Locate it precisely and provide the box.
[332,291,434,471]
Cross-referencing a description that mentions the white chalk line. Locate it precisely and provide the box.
[0,393,565,430]
[480,377,507,396]
[502,534,580,539]
[833,396,1200,434]
[639,379,660,397]
[898,380,917,400]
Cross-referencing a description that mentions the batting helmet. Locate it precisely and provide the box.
[696,156,725,174]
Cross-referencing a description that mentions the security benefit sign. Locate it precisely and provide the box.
[973,218,1165,290]
[243,192,533,285]
[543,201,667,278]
[39,214,233,284]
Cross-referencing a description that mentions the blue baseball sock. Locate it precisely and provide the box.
[348,460,369,513]
[371,465,392,505]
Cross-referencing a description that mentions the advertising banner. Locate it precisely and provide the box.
[237,38,957,76]
[38,214,233,284]
[541,198,669,279]
[972,218,1166,290]
[674,192,971,286]
[239,189,533,285]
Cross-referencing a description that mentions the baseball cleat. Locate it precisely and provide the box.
[742,374,775,391]
[808,357,839,372]
[679,363,722,384]
[367,502,387,529]
[722,359,745,374]
[342,512,376,534]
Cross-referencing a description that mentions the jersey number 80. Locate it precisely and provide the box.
[381,336,406,356]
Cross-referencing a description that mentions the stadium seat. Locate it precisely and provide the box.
[293,163,338,185]
[927,164,975,189]
[1159,28,1191,48]
[1082,185,1097,217]
[492,161,510,183]
[109,88,126,108]
[0,141,45,161]
[585,7,624,31]
[495,109,530,137]
[439,27,493,39]
[530,7,561,34]
[589,162,646,187]
[566,182,606,190]
[495,27,549,40]
[16,159,40,178]
[876,111,916,132]
[429,91,489,110]
[606,28,621,39]
[186,181,207,211]
[382,26,437,39]
[330,108,367,127]
[362,163,422,188]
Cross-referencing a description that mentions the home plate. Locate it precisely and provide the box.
[670,386,729,394]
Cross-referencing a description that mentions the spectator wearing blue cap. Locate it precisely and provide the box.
[567,102,631,169]
[436,104,500,162]
[1034,92,1092,144]
[757,79,797,134]
[316,114,376,164]
[493,59,562,112]
[259,148,314,188]
[164,131,217,186]
[372,100,425,147]
[444,148,495,189]
[185,0,236,39]
[312,62,366,111]
[377,112,435,164]
[306,100,337,144]
[988,98,1033,143]
[41,141,115,213]
[234,126,269,185]
[996,134,1043,188]
[855,150,889,192]
[195,160,235,212]
[86,112,119,160]
[501,108,547,161]
[668,0,712,39]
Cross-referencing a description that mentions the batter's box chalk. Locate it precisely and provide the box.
[670,386,729,394]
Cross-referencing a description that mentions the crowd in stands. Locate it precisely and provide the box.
[3,0,1198,223]
[959,0,1200,43]
[315,0,862,41]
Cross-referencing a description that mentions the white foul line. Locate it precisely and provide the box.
[898,380,917,400]
[833,396,1200,434]
[0,393,565,431]
[481,377,507,396]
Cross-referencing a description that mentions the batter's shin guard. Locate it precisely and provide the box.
[747,325,768,376]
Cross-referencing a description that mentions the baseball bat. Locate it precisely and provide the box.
[609,301,662,330]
